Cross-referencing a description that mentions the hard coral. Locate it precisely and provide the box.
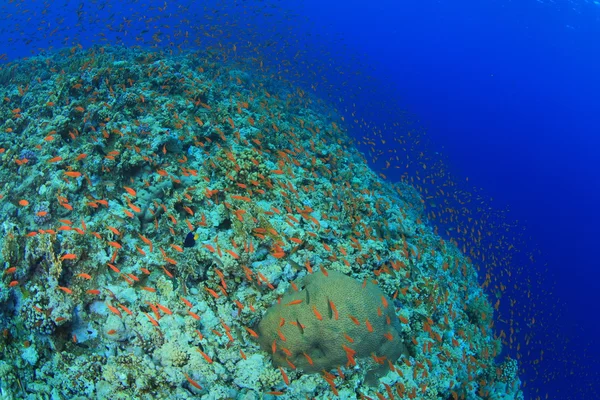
[257,269,409,374]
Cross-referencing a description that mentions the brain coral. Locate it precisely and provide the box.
[256,269,409,374]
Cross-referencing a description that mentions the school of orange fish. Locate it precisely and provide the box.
[0,42,519,399]
[0,0,587,399]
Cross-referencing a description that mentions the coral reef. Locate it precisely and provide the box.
[0,46,522,399]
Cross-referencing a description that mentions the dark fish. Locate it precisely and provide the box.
[184,232,196,248]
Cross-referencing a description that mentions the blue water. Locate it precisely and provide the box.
[292,0,600,397]
[1,0,599,398]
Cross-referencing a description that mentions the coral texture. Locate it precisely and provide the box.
[257,269,409,373]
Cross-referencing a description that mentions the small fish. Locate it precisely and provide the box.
[204,287,219,299]
[312,305,323,321]
[107,226,121,236]
[279,367,290,385]
[328,299,339,320]
[184,231,197,248]
[180,296,193,308]
[106,303,122,317]
[197,349,213,364]
[47,156,63,163]
[184,373,202,390]
[156,303,173,315]
[170,244,184,253]
[144,312,160,327]
[123,186,136,197]
[381,296,388,309]
[58,286,73,294]
[187,310,201,320]
[4,267,17,275]
[119,304,133,316]
[225,249,239,259]
[303,352,314,366]
[243,326,259,338]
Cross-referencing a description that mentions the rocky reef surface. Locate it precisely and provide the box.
[0,46,521,399]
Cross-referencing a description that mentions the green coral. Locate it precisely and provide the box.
[256,269,408,374]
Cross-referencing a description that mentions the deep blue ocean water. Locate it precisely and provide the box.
[297,0,600,397]
[1,0,598,398]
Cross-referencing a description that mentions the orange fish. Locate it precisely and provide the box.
[128,201,141,213]
[106,303,122,317]
[197,349,213,364]
[328,300,339,320]
[107,226,121,236]
[4,267,17,275]
[170,244,183,253]
[225,249,239,259]
[144,312,160,327]
[180,297,193,308]
[156,303,173,315]
[205,287,219,299]
[119,304,133,316]
[138,234,153,252]
[184,373,202,390]
[279,367,290,385]
[187,310,201,320]
[123,186,136,197]
[243,326,259,338]
[312,306,323,321]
